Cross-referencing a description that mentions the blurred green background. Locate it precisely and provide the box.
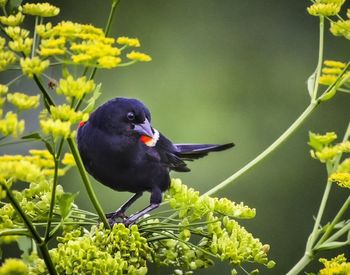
[3,0,350,273]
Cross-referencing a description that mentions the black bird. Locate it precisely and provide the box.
[77,98,234,226]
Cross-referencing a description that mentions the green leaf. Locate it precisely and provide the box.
[6,0,22,13]
[316,240,349,251]
[307,70,317,98]
[17,236,32,259]
[58,192,79,220]
[83,83,102,113]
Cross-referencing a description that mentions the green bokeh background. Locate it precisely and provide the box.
[3,0,350,273]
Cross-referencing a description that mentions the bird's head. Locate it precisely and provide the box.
[87,97,155,141]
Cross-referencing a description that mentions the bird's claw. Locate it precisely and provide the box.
[105,210,129,227]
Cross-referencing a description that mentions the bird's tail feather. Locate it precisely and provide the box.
[175,143,234,160]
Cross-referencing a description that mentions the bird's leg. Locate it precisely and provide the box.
[106,192,143,222]
[124,187,162,226]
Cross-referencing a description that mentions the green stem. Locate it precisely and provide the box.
[33,74,55,111]
[67,137,109,228]
[204,101,318,197]
[38,243,57,275]
[322,221,350,244]
[311,16,324,101]
[44,138,64,242]
[287,254,313,275]
[31,16,39,58]
[316,195,350,247]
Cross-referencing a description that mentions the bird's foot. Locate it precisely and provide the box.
[105,210,129,227]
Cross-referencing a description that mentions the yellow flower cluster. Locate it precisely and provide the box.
[319,254,350,275]
[39,37,66,56]
[329,172,350,188]
[50,104,89,123]
[0,112,25,138]
[20,57,50,78]
[7,92,40,110]
[127,51,152,62]
[21,2,60,17]
[319,60,348,86]
[0,84,8,112]
[0,150,74,184]
[117,36,140,47]
[330,18,350,39]
[311,141,350,162]
[0,37,16,72]
[40,118,71,138]
[307,0,345,16]
[308,131,337,151]
[0,258,28,275]
[0,12,24,26]
[8,37,33,56]
[56,74,95,100]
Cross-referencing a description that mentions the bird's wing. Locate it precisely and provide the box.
[145,133,190,172]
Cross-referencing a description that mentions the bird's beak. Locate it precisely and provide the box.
[134,118,154,138]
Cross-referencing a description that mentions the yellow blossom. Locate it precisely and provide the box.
[20,57,50,78]
[307,3,343,16]
[319,254,350,275]
[324,60,346,68]
[35,23,52,39]
[311,141,350,162]
[337,158,350,173]
[330,20,350,39]
[308,131,337,151]
[0,112,25,138]
[21,3,60,17]
[0,85,8,96]
[126,51,152,62]
[4,26,29,40]
[50,104,88,123]
[56,75,95,100]
[0,12,24,26]
[8,37,33,56]
[62,153,76,166]
[0,50,16,72]
[39,37,66,56]
[0,37,5,49]
[40,118,71,138]
[97,56,121,68]
[71,54,92,63]
[329,172,350,188]
[319,74,337,85]
[7,93,40,110]
[117,36,140,47]
[0,258,28,275]
[322,67,343,75]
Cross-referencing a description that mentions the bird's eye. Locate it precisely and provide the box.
[127,112,135,121]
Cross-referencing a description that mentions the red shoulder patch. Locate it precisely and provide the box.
[78,121,86,128]
[140,135,152,144]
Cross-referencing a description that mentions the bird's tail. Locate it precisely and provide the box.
[175,143,234,160]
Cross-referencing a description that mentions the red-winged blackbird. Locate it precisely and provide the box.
[77,98,234,226]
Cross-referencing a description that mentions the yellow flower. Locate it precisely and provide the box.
[319,74,337,85]
[71,54,92,63]
[0,258,28,275]
[329,172,350,188]
[117,36,140,47]
[126,51,152,62]
[21,3,60,17]
[40,118,71,138]
[36,23,52,39]
[308,131,337,151]
[8,37,33,56]
[39,37,66,56]
[0,112,25,138]
[307,2,343,16]
[20,57,50,78]
[311,141,350,162]
[97,56,121,68]
[0,12,25,26]
[0,51,16,72]
[330,20,350,38]
[50,104,88,123]
[56,75,96,100]
[4,26,29,40]
[7,93,40,110]
[324,60,346,68]
[62,153,76,166]
[319,254,350,275]
[0,85,8,96]
[322,67,343,75]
